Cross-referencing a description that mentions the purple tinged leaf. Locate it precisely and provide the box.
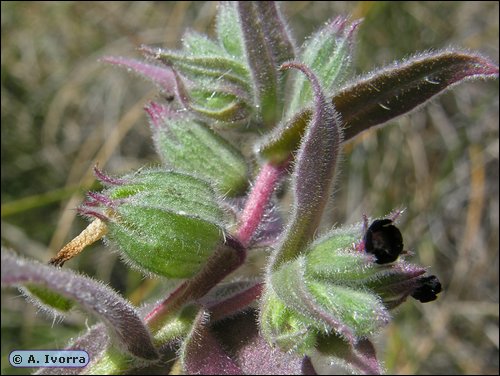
[35,324,109,375]
[253,2,296,65]
[271,62,342,268]
[182,310,244,375]
[102,56,176,94]
[213,309,313,375]
[237,2,282,127]
[337,50,499,141]
[1,251,158,361]
[259,50,498,164]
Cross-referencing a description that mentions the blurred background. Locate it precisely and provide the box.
[1,2,498,374]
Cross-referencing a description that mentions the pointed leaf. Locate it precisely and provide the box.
[102,56,175,94]
[237,2,282,127]
[289,16,360,115]
[337,50,499,141]
[259,50,498,163]
[1,250,158,360]
[254,2,296,66]
[271,62,342,268]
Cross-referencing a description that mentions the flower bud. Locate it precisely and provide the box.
[146,102,248,196]
[81,168,228,278]
[288,16,361,115]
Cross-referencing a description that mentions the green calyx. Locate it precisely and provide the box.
[87,169,228,279]
[148,106,249,196]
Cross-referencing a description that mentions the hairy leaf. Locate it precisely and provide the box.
[337,50,499,140]
[237,2,283,127]
[259,50,499,163]
[271,62,341,268]
[34,324,109,375]
[1,251,158,360]
[182,310,244,375]
[288,16,360,115]
[102,56,175,94]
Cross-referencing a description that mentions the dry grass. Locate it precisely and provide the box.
[1,2,498,374]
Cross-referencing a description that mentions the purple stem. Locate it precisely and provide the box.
[237,160,289,247]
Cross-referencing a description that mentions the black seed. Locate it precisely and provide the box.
[412,275,442,303]
[364,219,404,264]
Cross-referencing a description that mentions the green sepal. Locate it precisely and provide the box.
[305,224,379,283]
[268,253,390,346]
[306,281,389,338]
[186,86,251,124]
[182,30,227,56]
[85,169,227,278]
[288,17,358,115]
[109,204,222,278]
[108,169,224,224]
[150,112,248,196]
[260,288,318,354]
[216,2,245,60]
[157,50,250,87]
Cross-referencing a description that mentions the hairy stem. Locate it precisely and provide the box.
[146,236,245,331]
[236,160,289,247]
[145,160,288,333]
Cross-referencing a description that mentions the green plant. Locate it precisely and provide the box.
[2,2,498,374]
